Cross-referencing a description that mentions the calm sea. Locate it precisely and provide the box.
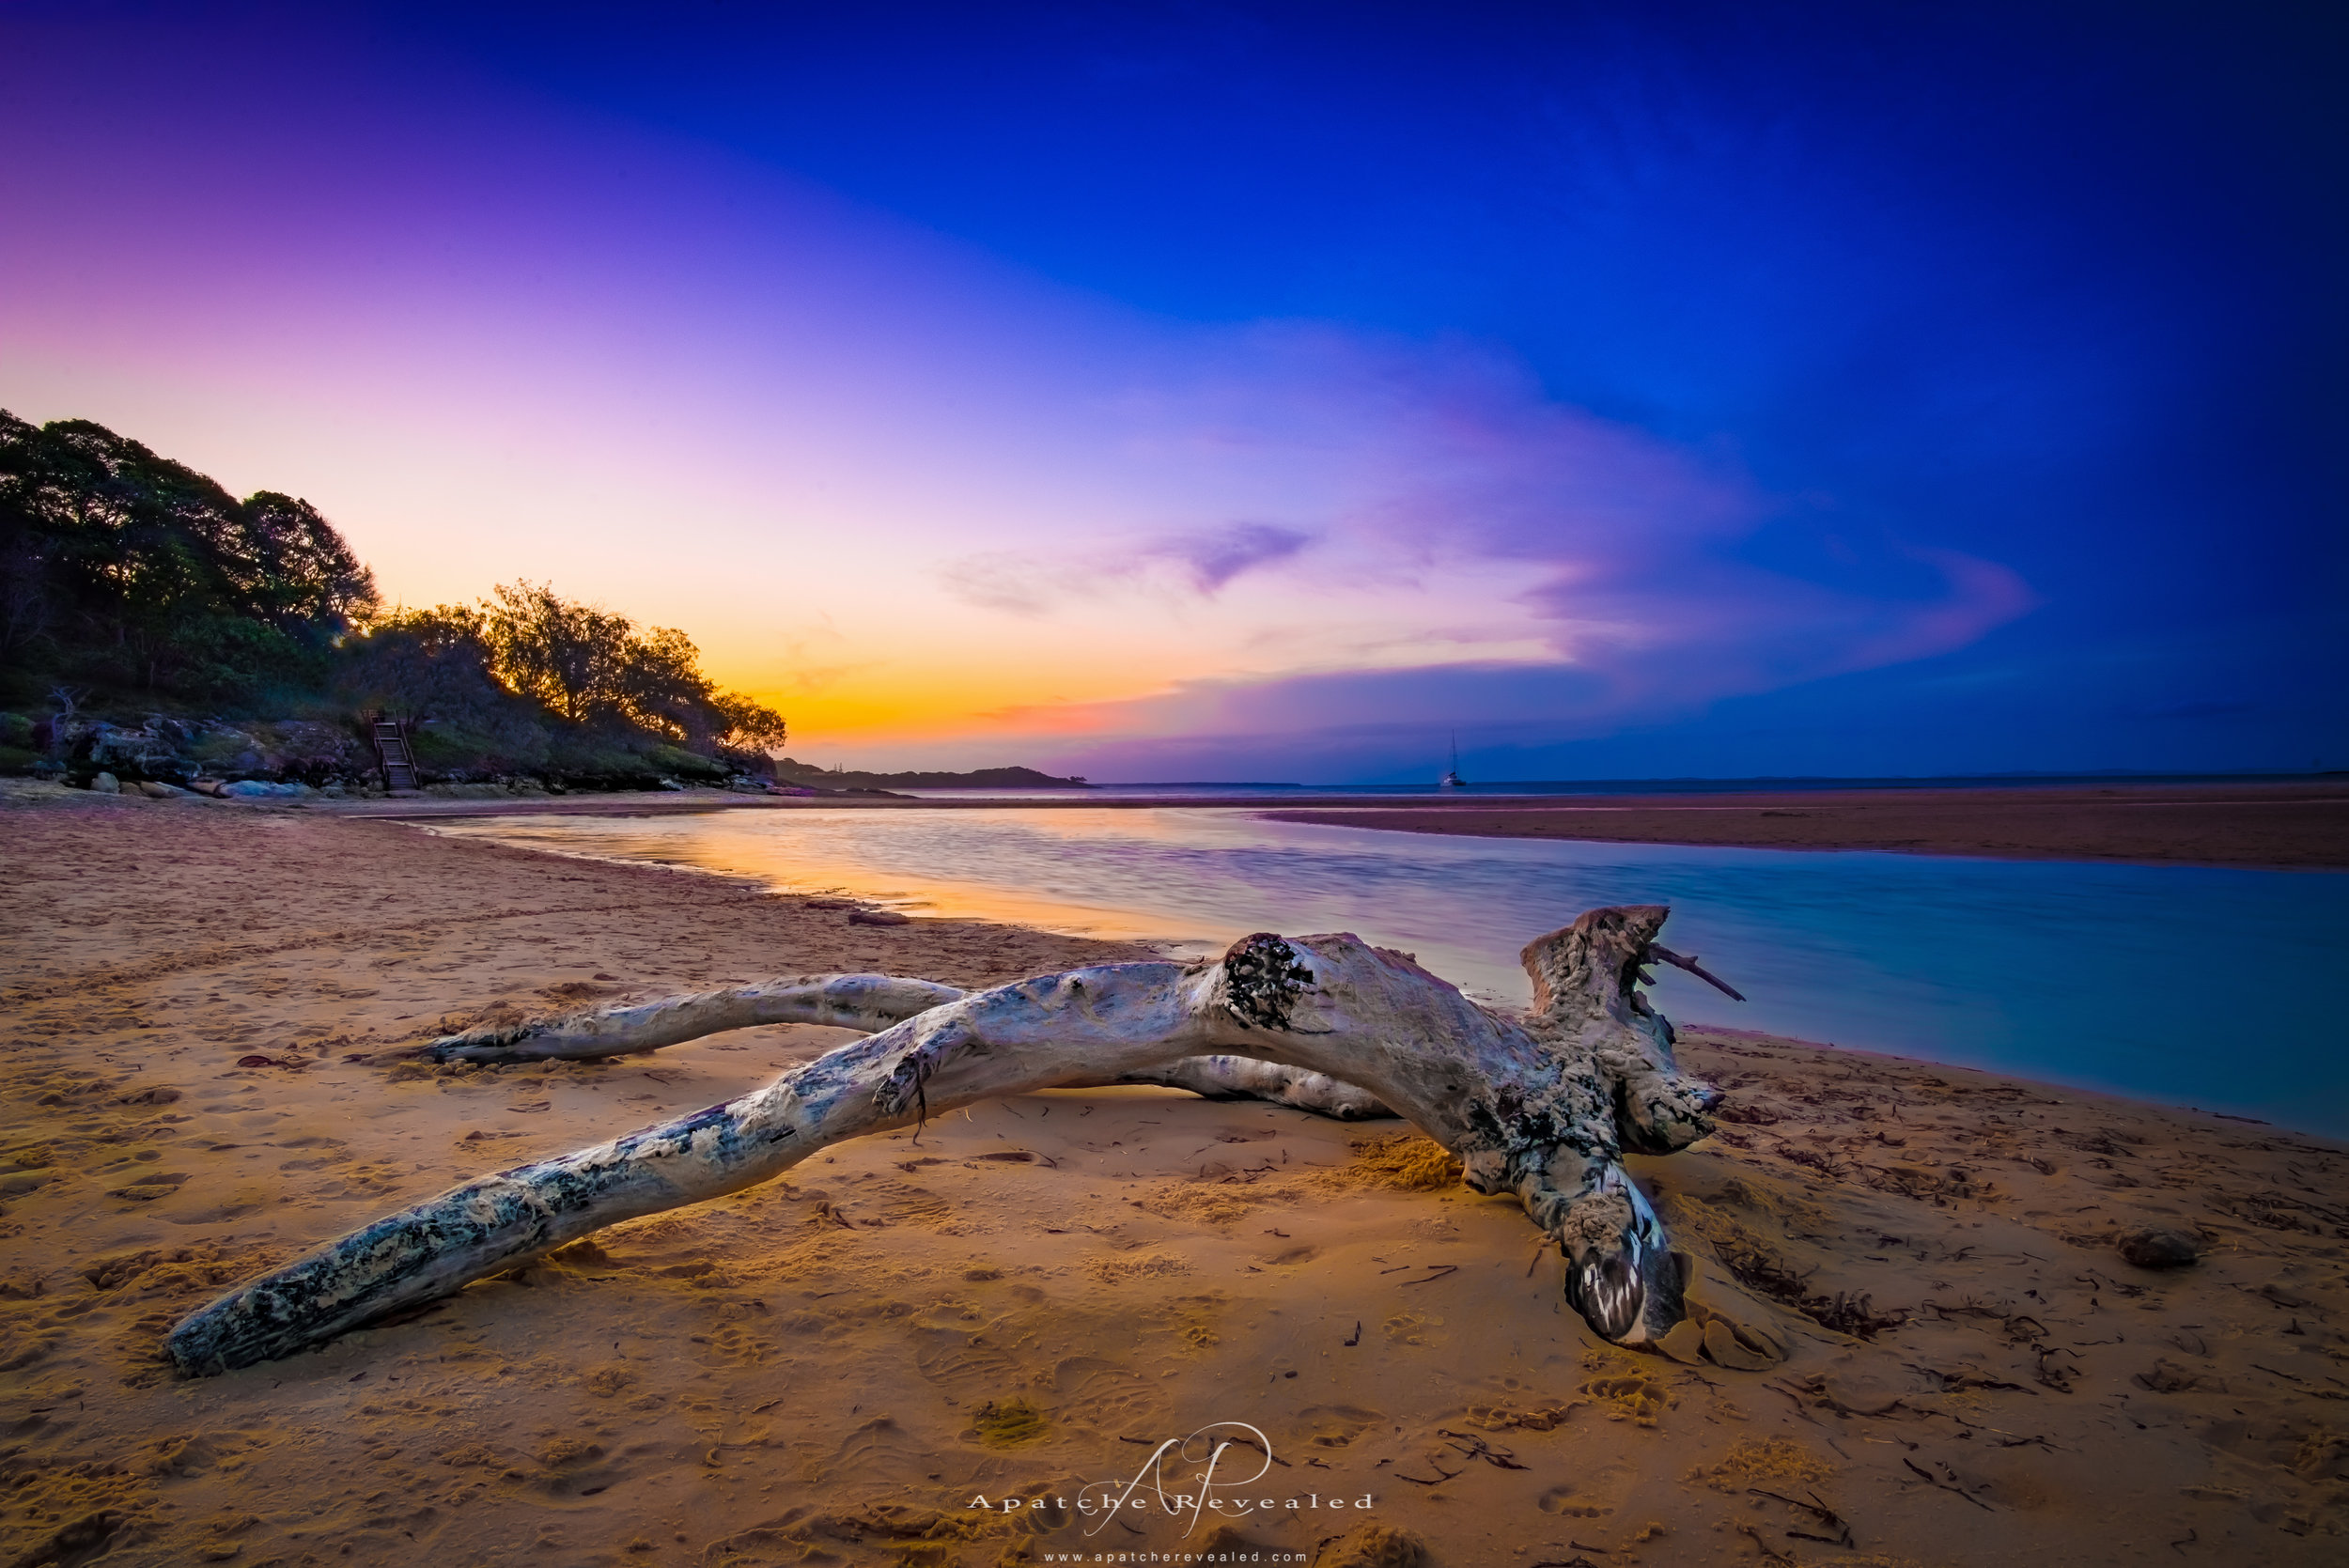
[428,806,2349,1140]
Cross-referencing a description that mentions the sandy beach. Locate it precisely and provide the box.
[4,784,2345,1567]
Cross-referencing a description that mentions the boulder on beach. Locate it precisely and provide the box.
[90,771,120,793]
[222,780,304,799]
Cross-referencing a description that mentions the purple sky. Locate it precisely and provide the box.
[3,3,2341,780]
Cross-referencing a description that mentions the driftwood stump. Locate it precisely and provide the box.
[165,905,1722,1374]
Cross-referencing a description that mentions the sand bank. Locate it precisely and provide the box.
[1261,782,2349,871]
[1262,782,2349,870]
[3,784,2344,1566]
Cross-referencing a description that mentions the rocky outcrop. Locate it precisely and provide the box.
[31,716,375,792]
[10,710,779,797]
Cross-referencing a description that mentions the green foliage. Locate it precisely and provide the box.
[404,714,551,775]
[0,409,379,700]
[0,712,33,773]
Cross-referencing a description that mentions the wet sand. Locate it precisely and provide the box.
[1262,781,2349,870]
[3,784,2345,1566]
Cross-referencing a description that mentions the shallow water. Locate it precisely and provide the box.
[429,806,2349,1138]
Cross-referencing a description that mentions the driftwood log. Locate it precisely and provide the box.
[165,905,1724,1374]
[412,973,1393,1119]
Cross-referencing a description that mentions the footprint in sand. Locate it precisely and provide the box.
[1383,1312,1443,1346]
[1298,1405,1384,1448]
[107,1171,193,1201]
[1050,1355,1164,1432]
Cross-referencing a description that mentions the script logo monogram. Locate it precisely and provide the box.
[1083,1421,1270,1539]
[1016,1422,1368,1540]
[964,1426,1379,1532]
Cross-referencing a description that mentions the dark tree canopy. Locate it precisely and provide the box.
[0,410,379,697]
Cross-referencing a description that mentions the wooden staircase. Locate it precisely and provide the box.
[369,715,419,793]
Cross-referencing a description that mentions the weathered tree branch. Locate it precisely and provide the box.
[418,974,972,1063]
[165,907,1721,1374]
[413,973,1391,1119]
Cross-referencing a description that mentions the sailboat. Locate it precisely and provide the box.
[1439,733,1466,789]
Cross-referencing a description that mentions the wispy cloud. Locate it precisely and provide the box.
[935,322,2035,758]
[1154,521,1315,592]
[941,520,1316,614]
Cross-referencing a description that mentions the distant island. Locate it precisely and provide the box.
[770,758,1091,791]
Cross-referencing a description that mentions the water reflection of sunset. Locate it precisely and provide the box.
[419,804,2349,1137]
[428,808,1243,950]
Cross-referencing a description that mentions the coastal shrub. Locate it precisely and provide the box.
[0,711,32,771]
[640,742,731,782]
[408,716,552,778]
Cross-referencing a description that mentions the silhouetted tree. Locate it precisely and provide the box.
[349,581,785,765]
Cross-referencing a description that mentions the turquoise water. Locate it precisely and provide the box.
[429,806,2349,1139]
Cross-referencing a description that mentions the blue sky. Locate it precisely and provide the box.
[3,1,2341,778]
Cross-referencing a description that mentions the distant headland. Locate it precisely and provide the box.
[769,758,1091,791]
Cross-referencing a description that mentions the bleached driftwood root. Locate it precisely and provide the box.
[415,974,1390,1119]
[166,906,1722,1374]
